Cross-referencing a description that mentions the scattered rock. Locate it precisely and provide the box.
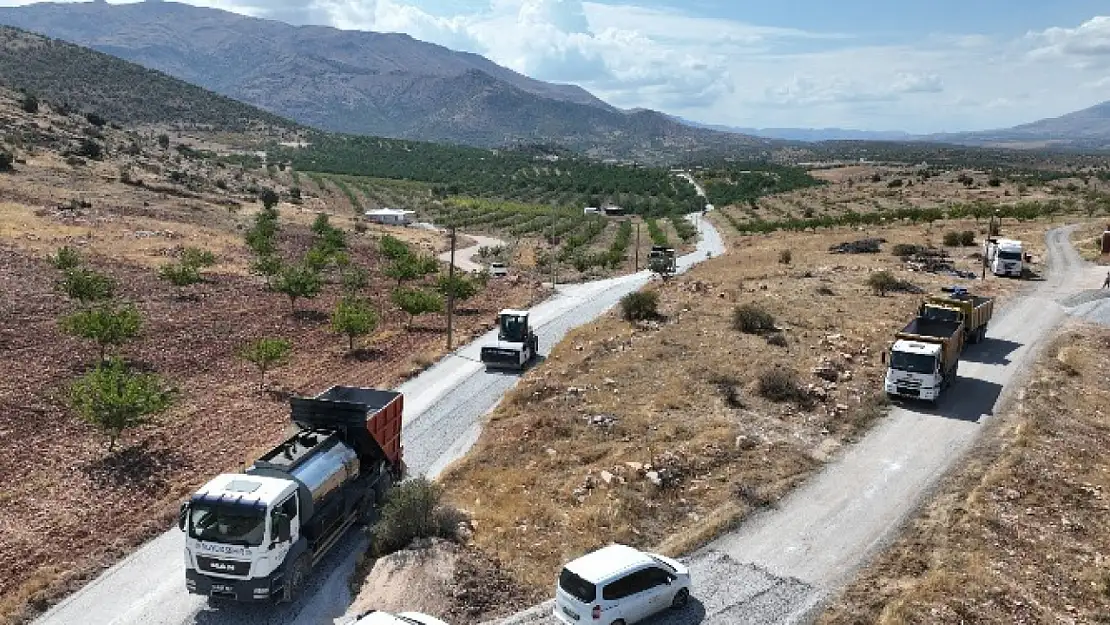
[646,471,663,486]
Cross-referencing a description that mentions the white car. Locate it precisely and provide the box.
[554,544,691,625]
[488,262,509,277]
[350,610,451,625]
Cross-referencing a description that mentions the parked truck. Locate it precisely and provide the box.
[986,238,1024,277]
[884,317,966,404]
[179,386,404,603]
[918,286,994,344]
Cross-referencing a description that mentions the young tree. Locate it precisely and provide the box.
[435,273,478,303]
[273,263,324,312]
[258,187,280,210]
[384,256,422,286]
[331,297,379,352]
[867,271,899,296]
[391,288,444,329]
[311,213,333,236]
[181,247,217,268]
[378,234,411,260]
[239,338,292,391]
[157,133,170,149]
[341,266,370,293]
[61,304,143,361]
[158,262,202,288]
[51,246,82,270]
[69,358,175,452]
[58,268,116,303]
[251,254,284,288]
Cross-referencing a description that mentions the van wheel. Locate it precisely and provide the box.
[611,621,626,625]
[281,554,310,603]
[672,588,690,609]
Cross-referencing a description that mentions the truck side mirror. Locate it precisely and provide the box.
[178,503,189,532]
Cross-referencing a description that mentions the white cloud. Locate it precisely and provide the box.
[1028,16,1110,59]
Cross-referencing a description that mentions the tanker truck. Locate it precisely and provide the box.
[178,386,404,603]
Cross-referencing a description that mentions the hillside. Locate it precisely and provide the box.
[927,100,1110,149]
[0,26,299,135]
[0,1,770,161]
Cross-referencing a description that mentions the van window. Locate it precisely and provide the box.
[603,569,653,600]
[559,569,596,603]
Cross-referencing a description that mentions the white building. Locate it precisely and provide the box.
[364,208,416,226]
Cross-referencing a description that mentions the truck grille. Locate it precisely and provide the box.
[196,555,251,577]
[482,348,518,362]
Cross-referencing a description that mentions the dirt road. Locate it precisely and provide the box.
[437,232,506,273]
[486,226,1104,625]
[30,214,723,625]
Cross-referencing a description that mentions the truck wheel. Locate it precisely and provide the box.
[281,554,311,603]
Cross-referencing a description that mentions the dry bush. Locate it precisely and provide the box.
[757,367,807,405]
[942,231,961,247]
[373,477,469,556]
[868,271,899,296]
[765,333,788,347]
[620,291,660,321]
[733,304,776,334]
[779,249,792,264]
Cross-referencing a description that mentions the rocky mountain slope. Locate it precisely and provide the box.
[0,1,768,159]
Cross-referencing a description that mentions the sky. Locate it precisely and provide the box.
[4,0,1110,133]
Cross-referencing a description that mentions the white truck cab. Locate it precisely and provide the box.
[987,238,1023,277]
[884,339,944,402]
[182,474,301,602]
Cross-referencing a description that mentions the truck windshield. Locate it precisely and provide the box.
[188,503,266,546]
[998,251,1023,261]
[921,307,959,323]
[890,351,936,374]
[499,315,526,342]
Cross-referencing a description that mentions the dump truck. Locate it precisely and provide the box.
[480,309,539,371]
[648,245,677,278]
[179,386,404,603]
[918,286,994,344]
[884,317,966,404]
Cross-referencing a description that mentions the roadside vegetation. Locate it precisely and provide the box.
[821,324,1110,625]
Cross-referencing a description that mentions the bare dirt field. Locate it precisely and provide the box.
[0,99,543,623]
[820,323,1110,625]
[434,214,1060,617]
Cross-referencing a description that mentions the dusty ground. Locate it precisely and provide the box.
[1074,221,1110,265]
[820,323,1110,625]
[346,539,542,624]
[436,216,1056,609]
[0,93,543,624]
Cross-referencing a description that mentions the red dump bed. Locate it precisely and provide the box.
[289,386,404,470]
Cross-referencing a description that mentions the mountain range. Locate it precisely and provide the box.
[0,0,770,161]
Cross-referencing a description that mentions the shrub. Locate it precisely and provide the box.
[372,477,467,556]
[331,297,378,352]
[891,243,925,257]
[959,230,976,246]
[75,138,103,160]
[58,268,115,303]
[69,358,174,452]
[391,288,444,328]
[251,255,284,288]
[181,247,217,268]
[158,262,202,288]
[157,134,170,149]
[988,178,1002,187]
[273,264,324,312]
[258,187,280,210]
[757,367,807,404]
[765,333,788,347]
[868,270,899,296]
[239,338,292,391]
[379,235,411,260]
[733,304,775,334]
[815,285,836,296]
[778,249,792,264]
[341,266,370,293]
[21,94,38,114]
[620,291,660,321]
[85,112,106,127]
[51,246,82,270]
[942,231,961,247]
[0,150,13,172]
[61,304,143,361]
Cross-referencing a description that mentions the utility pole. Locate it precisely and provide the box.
[446,225,456,351]
[634,220,640,272]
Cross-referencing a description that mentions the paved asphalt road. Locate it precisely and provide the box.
[31,212,724,625]
[485,226,1107,625]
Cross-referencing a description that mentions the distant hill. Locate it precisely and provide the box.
[927,101,1110,149]
[0,1,770,161]
[671,116,913,143]
[0,25,299,133]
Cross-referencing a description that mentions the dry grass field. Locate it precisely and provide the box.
[820,323,1110,625]
[436,213,1059,615]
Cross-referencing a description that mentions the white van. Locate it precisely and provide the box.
[554,544,692,625]
[488,262,509,277]
[987,238,1023,277]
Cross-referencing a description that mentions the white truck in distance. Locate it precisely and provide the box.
[987,238,1024,277]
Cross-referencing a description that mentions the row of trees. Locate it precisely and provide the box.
[702,163,826,208]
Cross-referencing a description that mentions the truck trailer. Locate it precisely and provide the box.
[918,286,994,344]
[179,386,404,603]
[884,317,965,404]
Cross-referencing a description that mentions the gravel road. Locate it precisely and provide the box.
[30,213,723,625]
[437,233,506,273]
[486,226,1105,625]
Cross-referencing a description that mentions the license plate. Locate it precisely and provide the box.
[562,606,580,620]
[897,387,919,397]
[212,584,234,593]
